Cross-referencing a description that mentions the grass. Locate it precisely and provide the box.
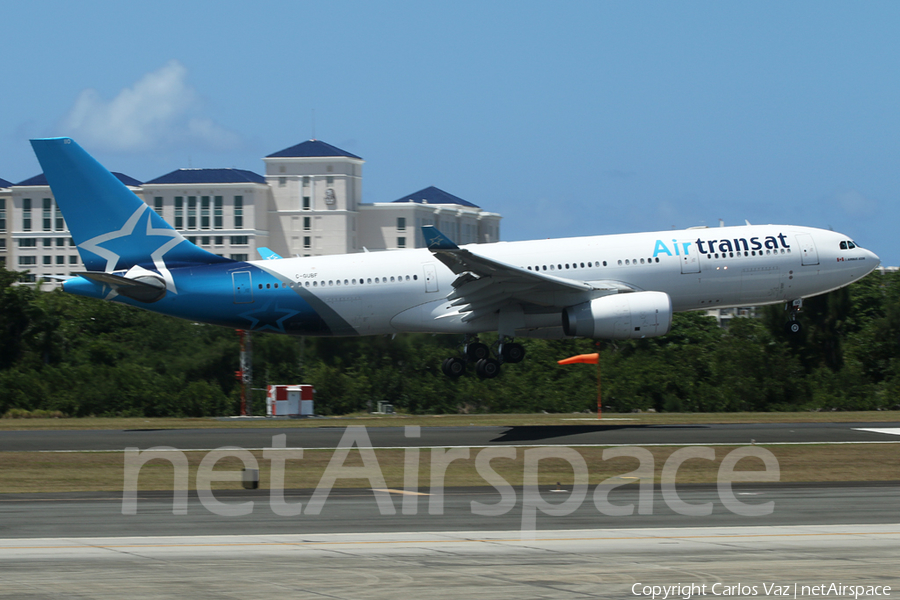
[1,444,897,494]
[0,410,898,431]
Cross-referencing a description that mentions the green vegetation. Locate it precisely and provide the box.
[1,267,899,418]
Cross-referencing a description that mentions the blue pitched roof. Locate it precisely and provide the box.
[392,186,480,209]
[145,168,265,185]
[267,139,362,159]
[16,172,141,186]
[0,177,12,188]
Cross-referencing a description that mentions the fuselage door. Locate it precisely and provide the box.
[423,263,439,293]
[232,271,254,304]
[680,250,701,274]
[796,233,819,266]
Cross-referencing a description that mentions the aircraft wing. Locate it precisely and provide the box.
[422,226,633,322]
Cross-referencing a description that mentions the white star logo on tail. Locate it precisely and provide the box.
[78,203,184,294]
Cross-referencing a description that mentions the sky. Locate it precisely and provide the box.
[3,1,899,264]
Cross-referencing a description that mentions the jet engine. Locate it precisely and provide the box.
[562,291,673,339]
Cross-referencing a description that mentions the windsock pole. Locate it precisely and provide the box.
[557,352,601,420]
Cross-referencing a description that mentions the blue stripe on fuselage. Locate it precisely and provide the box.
[63,263,338,335]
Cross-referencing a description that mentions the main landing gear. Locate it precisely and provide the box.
[784,298,803,335]
[440,336,525,379]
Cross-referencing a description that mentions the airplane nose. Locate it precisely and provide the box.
[868,249,881,268]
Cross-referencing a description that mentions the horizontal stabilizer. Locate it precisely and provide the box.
[78,271,167,303]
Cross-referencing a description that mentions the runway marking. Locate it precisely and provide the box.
[561,418,638,421]
[854,427,900,437]
[371,488,430,496]
[17,440,900,453]
[2,529,900,551]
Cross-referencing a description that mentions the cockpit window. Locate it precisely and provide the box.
[848,241,857,249]
[840,241,848,250]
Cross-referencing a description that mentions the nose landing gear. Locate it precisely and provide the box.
[784,298,803,335]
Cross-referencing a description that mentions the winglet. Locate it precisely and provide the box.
[422,225,459,251]
[258,247,283,260]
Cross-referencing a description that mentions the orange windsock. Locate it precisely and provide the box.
[557,353,599,365]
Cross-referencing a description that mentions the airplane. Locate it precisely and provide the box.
[30,137,881,378]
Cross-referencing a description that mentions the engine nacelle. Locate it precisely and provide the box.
[562,291,673,339]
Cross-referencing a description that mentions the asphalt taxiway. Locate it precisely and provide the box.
[3,421,900,452]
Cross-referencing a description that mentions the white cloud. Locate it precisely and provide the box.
[61,60,239,152]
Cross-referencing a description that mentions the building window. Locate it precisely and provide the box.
[56,238,65,246]
[69,256,78,264]
[0,198,5,232]
[326,175,334,184]
[230,254,248,261]
[230,236,248,245]
[18,238,36,247]
[43,198,52,231]
[397,237,406,248]
[201,236,210,246]
[56,255,64,265]
[42,255,52,265]
[22,198,31,231]
[55,206,63,231]
[214,196,223,229]
[188,236,196,244]
[19,256,36,265]
[302,196,310,210]
[174,196,183,229]
[0,239,5,250]
[279,177,286,187]
[234,196,243,229]
[303,236,311,249]
[187,196,197,229]
[303,216,311,231]
[215,236,223,245]
[43,238,51,247]
[201,196,210,229]
[303,176,310,186]
[153,197,164,217]
[397,217,406,231]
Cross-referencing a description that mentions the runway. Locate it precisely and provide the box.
[3,421,900,452]
[1,525,897,599]
[2,483,899,538]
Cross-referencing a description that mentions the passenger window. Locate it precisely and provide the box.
[640,258,645,264]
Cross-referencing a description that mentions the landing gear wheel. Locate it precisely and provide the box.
[500,342,526,364]
[475,358,501,379]
[442,356,466,378]
[465,342,491,362]
[785,320,802,335]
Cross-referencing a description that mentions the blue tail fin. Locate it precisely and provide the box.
[30,138,231,273]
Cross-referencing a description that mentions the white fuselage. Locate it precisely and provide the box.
[249,224,878,338]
